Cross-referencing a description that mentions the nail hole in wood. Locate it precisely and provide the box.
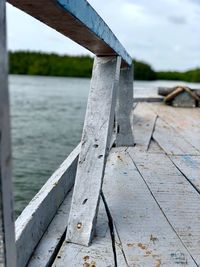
[98,155,103,159]
[93,144,98,148]
[82,199,88,205]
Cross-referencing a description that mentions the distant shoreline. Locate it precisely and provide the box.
[9,51,200,83]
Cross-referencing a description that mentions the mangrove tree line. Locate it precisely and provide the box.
[9,51,200,82]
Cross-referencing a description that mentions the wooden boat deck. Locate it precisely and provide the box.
[28,102,200,267]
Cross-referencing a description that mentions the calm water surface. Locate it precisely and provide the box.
[9,75,200,216]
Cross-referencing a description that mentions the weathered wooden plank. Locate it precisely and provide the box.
[132,103,157,150]
[170,155,200,193]
[8,0,132,66]
[27,190,73,267]
[133,96,163,102]
[0,1,16,266]
[153,117,199,155]
[66,56,121,246]
[53,200,127,267]
[115,65,134,146]
[130,149,200,265]
[149,103,200,152]
[29,188,126,267]
[16,144,80,267]
[102,148,196,266]
[149,102,200,123]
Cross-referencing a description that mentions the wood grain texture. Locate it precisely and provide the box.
[16,144,80,267]
[130,149,200,265]
[149,103,200,152]
[27,103,200,266]
[27,190,73,267]
[132,103,157,150]
[153,117,199,155]
[170,155,200,193]
[53,200,127,267]
[66,56,121,246]
[102,148,195,266]
[0,1,16,266]
[8,0,132,66]
[115,65,134,146]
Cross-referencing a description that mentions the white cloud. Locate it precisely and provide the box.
[6,0,200,70]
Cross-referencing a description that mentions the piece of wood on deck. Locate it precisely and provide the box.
[130,148,200,265]
[148,103,200,153]
[153,116,199,155]
[132,102,157,150]
[102,148,196,266]
[53,200,127,267]
[170,155,200,193]
[0,1,16,266]
[66,56,121,246]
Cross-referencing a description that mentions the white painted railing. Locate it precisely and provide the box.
[0,1,134,266]
[15,144,80,267]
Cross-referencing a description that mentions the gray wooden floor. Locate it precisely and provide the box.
[30,103,200,267]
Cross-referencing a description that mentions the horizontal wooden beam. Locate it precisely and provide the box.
[7,0,132,66]
[15,144,80,267]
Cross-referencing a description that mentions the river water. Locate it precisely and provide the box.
[9,75,200,216]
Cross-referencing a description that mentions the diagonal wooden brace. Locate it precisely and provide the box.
[115,65,134,146]
[66,56,121,246]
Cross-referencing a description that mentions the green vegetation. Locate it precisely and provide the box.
[9,51,200,82]
[133,59,156,80]
[9,51,93,78]
[157,69,200,83]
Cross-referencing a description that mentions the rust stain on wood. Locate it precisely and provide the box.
[117,155,123,162]
[138,243,147,250]
[155,259,161,267]
[83,255,96,267]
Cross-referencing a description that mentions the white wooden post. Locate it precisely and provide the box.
[0,1,17,267]
[66,56,121,246]
[115,65,134,146]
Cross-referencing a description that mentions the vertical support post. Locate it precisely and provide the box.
[66,56,121,246]
[115,64,134,146]
[0,1,17,267]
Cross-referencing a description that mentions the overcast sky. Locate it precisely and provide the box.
[6,0,200,71]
